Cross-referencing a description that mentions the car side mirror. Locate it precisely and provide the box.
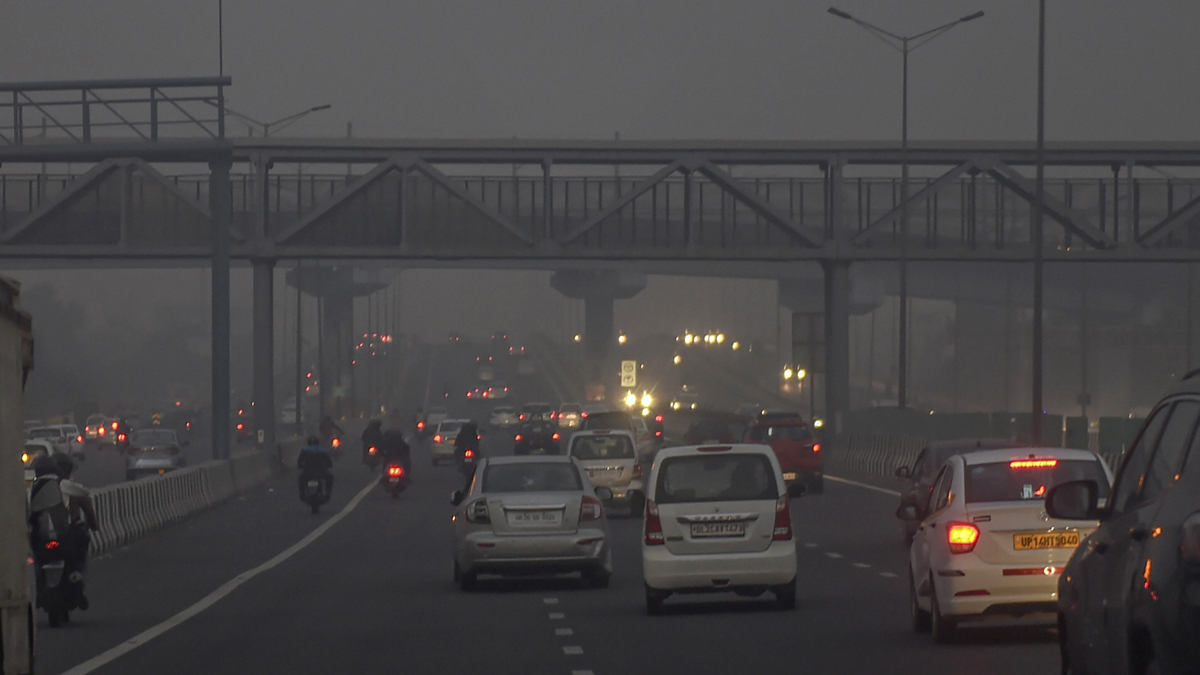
[1045,480,1101,521]
[894,465,911,479]
[594,486,614,502]
[450,489,465,506]
[895,504,919,521]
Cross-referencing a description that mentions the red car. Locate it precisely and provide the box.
[745,416,822,496]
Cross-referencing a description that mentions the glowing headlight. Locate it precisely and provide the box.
[813,418,825,428]
[624,392,637,407]
[641,393,653,408]
[783,368,794,380]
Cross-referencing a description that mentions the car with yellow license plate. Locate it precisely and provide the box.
[567,428,644,516]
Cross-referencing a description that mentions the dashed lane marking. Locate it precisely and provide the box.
[825,474,901,497]
[572,671,596,675]
[544,597,560,605]
[879,572,899,578]
[555,628,574,636]
[549,612,565,619]
[825,552,844,559]
[563,646,584,655]
[853,562,871,569]
[61,478,379,675]
[804,542,819,548]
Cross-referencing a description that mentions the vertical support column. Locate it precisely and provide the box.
[210,157,232,460]
[823,261,851,435]
[252,258,276,451]
[542,158,553,241]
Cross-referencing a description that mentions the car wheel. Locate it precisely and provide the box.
[645,584,667,615]
[931,585,957,644]
[910,571,931,633]
[774,580,797,610]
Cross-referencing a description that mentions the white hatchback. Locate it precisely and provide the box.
[432,419,470,465]
[905,448,1112,642]
[642,444,798,614]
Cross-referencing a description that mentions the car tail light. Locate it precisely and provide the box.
[483,391,489,398]
[112,422,118,430]
[464,449,475,459]
[1010,459,1057,469]
[76,435,83,443]
[655,430,662,438]
[504,387,509,392]
[644,500,664,545]
[98,427,106,436]
[467,392,473,398]
[118,433,127,442]
[773,494,793,540]
[466,499,490,524]
[519,414,526,420]
[812,443,821,453]
[388,464,404,477]
[580,495,603,521]
[580,412,588,418]
[331,438,340,449]
[45,540,60,550]
[514,434,523,442]
[237,423,244,430]
[1183,512,1200,565]
[368,446,378,455]
[552,433,560,440]
[655,414,663,423]
[417,421,425,430]
[947,523,980,554]
[433,434,442,444]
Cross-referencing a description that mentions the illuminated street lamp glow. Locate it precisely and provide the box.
[618,334,627,344]
[573,334,581,342]
[797,369,807,380]
[716,333,725,344]
[813,418,825,429]
[731,341,740,351]
[684,334,694,345]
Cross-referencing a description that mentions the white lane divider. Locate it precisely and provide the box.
[879,572,898,578]
[549,612,565,619]
[61,479,379,675]
[804,542,819,548]
[555,628,574,636]
[825,552,843,559]
[852,562,871,569]
[543,597,560,605]
[824,474,901,497]
[563,646,584,655]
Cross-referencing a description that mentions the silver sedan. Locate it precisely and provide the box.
[451,455,613,590]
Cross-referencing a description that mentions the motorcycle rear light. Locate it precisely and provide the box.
[514,434,523,442]
[77,435,84,443]
[947,523,980,554]
[1182,512,1200,565]
[812,443,821,453]
[434,434,443,444]
[368,446,378,455]
[45,540,60,550]
[552,433,560,440]
[331,438,340,448]
[118,433,127,442]
[388,465,404,477]
[467,499,490,524]
[237,423,244,430]
[773,494,792,540]
[580,495,603,522]
[464,449,474,459]
[644,500,664,545]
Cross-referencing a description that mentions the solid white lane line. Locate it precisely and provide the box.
[572,670,596,675]
[804,542,819,548]
[555,628,574,636]
[563,646,584,655]
[879,572,899,578]
[549,612,565,620]
[853,562,871,569]
[825,474,901,497]
[61,479,379,675]
[825,552,843,559]
[543,597,560,605]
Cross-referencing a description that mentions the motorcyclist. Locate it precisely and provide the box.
[297,435,334,501]
[319,415,344,455]
[53,454,98,609]
[454,421,481,462]
[380,425,411,475]
[361,419,384,466]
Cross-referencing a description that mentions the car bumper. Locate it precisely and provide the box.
[432,444,456,458]
[598,482,644,507]
[643,540,797,591]
[935,567,1061,621]
[458,529,609,574]
[128,458,185,472]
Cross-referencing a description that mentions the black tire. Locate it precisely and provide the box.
[911,571,931,633]
[774,580,797,610]
[645,585,667,615]
[931,585,957,644]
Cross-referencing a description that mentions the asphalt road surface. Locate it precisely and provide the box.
[38,343,1060,675]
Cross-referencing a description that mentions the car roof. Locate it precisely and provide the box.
[570,428,637,440]
[654,443,778,461]
[484,455,576,466]
[957,447,1102,466]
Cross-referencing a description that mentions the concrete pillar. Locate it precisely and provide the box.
[0,277,32,674]
[550,270,646,396]
[823,261,851,435]
[209,157,232,460]
[252,258,276,450]
[319,293,351,419]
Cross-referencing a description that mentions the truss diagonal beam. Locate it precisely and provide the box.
[852,159,982,245]
[0,159,121,243]
[558,161,683,244]
[695,161,823,247]
[1138,192,1200,246]
[409,158,533,245]
[987,162,1115,249]
[275,159,399,245]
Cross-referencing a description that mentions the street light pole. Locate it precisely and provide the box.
[223,104,333,137]
[1032,0,1046,444]
[828,7,985,409]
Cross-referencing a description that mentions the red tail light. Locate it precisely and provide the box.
[654,415,663,423]
[434,434,443,444]
[331,438,340,449]
[45,540,60,550]
[581,412,588,418]
[552,433,560,440]
[655,431,662,438]
[467,391,473,398]
[947,523,980,554]
[464,449,474,459]
[483,391,489,398]
[388,464,404,477]
[812,443,821,453]
[580,495,603,521]
[237,423,244,430]
[514,434,523,442]
[644,500,664,545]
[118,433,127,442]
[368,446,378,455]
[98,427,106,436]
[773,494,793,540]
[76,435,84,443]
[111,422,118,430]
[417,421,425,430]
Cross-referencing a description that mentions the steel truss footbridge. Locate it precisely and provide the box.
[4,77,1200,459]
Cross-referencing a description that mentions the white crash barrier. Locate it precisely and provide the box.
[87,441,298,555]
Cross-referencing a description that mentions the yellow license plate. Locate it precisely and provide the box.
[1013,531,1080,550]
[783,472,797,481]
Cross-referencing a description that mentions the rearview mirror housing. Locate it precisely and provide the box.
[594,486,614,501]
[1045,480,1101,521]
[895,504,919,521]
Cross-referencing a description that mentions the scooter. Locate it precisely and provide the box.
[299,468,330,514]
[382,462,409,498]
[33,539,84,628]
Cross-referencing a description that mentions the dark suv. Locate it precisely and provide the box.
[1046,379,1200,675]
[893,438,1019,543]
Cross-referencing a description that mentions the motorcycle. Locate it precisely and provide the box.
[300,468,330,514]
[33,539,84,628]
[363,442,381,469]
[415,420,429,441]
[328,436,343,459]
[382,462,409,498]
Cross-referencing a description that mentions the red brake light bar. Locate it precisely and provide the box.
[1010,459,1057,469]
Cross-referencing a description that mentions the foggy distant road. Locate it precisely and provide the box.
[71,436,216,489]
[37,343,1057,675]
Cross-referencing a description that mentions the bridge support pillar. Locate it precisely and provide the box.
[252,258,276,451]
[210,158,232,461]
[823,261,851,435]
[550,270,646,399]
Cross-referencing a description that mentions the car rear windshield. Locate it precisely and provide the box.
[571,434,635,460]
[583,412,632,430]
[686,420,733,439]
[439,422,462,434]
[483,462,582,493]
[560,404,581,413]
[655,454,779,504]
[965,459,1110,503]
[27,428,61,439]
[131,430,177,445]
[748,424,813,442]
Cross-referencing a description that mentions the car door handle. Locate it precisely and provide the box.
[1130,528,1148,542]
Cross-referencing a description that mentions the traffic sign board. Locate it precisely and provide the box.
[620,360,637,388]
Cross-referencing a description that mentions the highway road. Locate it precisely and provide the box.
[38,341,1060,675]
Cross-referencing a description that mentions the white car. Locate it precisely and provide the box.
[567,428,644,515]
[642,443,797,614]
[23,439,57,484]
[487,381,509,400]
[27,425,85,462]
[905,448,1112,642]
[432,419,469,465]
[558,402,582,429]
[489,406,519,428]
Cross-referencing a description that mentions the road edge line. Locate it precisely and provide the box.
[824,474,901,497]
[60,479,378,675]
